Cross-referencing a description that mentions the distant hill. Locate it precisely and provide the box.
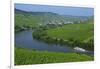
[15,9,94,28]
[15,9,58,16]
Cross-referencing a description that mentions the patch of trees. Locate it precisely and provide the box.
[62,38,94,51]
[15,25,35,32]
[15,25,24,32]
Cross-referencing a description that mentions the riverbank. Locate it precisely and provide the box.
[15,47,93,65]
[33,23,94,51]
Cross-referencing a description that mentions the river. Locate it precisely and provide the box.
[15,30,94,56]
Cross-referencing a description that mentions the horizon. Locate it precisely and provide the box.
[15,3,94,16]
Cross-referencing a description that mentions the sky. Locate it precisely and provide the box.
[15,3,94,16]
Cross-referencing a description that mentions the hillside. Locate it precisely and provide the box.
[15,9,92,29]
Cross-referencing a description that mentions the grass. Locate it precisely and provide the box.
[46,23,94,42]
[15,47,93,65]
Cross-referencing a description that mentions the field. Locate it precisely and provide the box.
[15,47,93,65]
[46,23,94,42]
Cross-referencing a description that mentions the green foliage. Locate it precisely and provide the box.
[15,47,93,65]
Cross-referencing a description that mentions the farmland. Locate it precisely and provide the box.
[47,23,93,42]
[15,47,93,65]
